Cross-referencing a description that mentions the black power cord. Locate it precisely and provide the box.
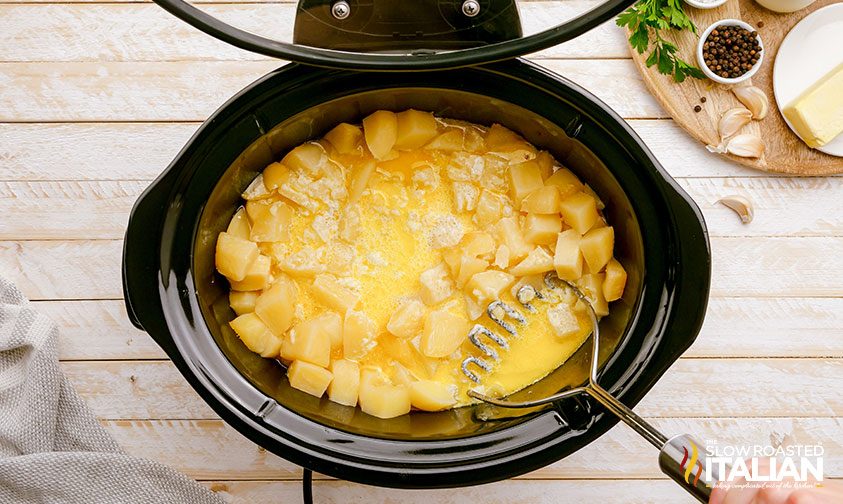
[302,469,314,504]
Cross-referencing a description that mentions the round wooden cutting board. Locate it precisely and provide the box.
[628,0,843,175]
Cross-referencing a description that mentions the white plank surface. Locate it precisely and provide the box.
[2,2,841,502]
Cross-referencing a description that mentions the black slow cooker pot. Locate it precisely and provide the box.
[123,0,710,491]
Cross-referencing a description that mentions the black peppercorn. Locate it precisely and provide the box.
[700,97,707,103]
[702,25,762,79]
[694,105,702,112]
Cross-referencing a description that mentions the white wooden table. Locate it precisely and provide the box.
[2,1,842,502]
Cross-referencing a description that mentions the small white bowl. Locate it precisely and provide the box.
[684,0,728,9]
[697,19,764,84]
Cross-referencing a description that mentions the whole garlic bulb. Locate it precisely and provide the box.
[732,86,769,120]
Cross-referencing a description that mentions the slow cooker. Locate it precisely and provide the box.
[122,0,712,500]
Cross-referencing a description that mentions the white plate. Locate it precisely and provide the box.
[773,3,843,157]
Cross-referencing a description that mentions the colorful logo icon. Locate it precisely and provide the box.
[681,440,704,485]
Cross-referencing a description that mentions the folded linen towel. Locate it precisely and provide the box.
[0,276,226,504]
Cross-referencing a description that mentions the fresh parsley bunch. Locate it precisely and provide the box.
[617,0,706,83]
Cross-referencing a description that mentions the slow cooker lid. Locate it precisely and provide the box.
[152,0,635,70]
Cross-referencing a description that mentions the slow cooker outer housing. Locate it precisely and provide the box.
[122,60,710,488]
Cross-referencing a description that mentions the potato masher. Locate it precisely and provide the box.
[463,272,725,503]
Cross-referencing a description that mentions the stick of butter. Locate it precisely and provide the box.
[783,63,843,148]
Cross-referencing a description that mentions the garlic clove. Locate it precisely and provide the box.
[718,195,754,224]
[718,107,753,140]
[724,133,765,158]
[732,86,769,120]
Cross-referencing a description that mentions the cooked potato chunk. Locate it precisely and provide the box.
[425,129,464,151]
[410,380,457,411]
[348,160,376,204]
[524,213,562,245]
[421,309,470,358]
[379,335,434,380]
[419,263,454,306]
[520,185,561,214]
[262,162,290,191]
[577,273,609,317]
[229,254,271,291]
[603,258,627,302]
[362,110,398,159]
[455,255,489,288]
[312,311,343,350]
[282,317,332,367]
[359,382,411,419]
[534,150,555,180]
[474,190,505,227]
[215,232,259,282]
[508,160,544,205]
[254,277,298,336]
[282,143,325,176]
[229,290,259,315]
[312,274,360,313]
[324,123,363,154]
[545,168,584,198]
[343,310,376,360]
[387,298,426,339]
[485,123,522,148]
[327,359,360,406]
[580,226,614,273]
[553,229,583,281]
[226,207,251,240]
[465,270,515,306]
[460,231,496,259]
[247,200,293,243]
[395,109,438,150]
[558,191,600,235]
[288,360,333,398]
[230,312,282,358]
[547,304,582,339]
[494,217,532,262]
[509,247,554,277]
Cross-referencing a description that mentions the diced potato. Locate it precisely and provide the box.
[327,359,360,406]
[553,229,583,281]
[524,213,562,245]
[456,255,488,288]
[460,231,496,259]
[262,162,290,191]
[424,129,464,151]
[583,183,606,210]
[521,185,561,214]
[226,207,251,240]
[280,247,327,278]
[558,191,600,235]
[230,312,282,358]
[452,182,479,213]
[509,247,554,277]
[580,226,614,273]
[288,360,333,398]
[282,317,332,367]
[254,277,298,336]
[508,160,544,205]
[324,123,363,154]
[465,270,515,306]
[359,381,411,419]
[494,217,532,262]
[395,110,438,150]
[577,273,609,317]
[362,110,398,160]
[241,174,272,201]
[215,232,259,282]
[474,190,505,227]
[603,258,627,302]
[534,150,555,180]
[229,290,259,315]
[485,123,523,148]
[247,200,293,243]
[282,142,326,176]
[547,304,582,339]
[343,310,376,360]
[410,380,457,411]
[387,298,426,339]
[312,274,360,313]
[441,248,462,277]
[379,335,434,379]
[419,263,454,306]
[348,160,376,204]
[311,311,343,350]
[229,254,271,291]
[545,168,584,198]
[494,244,510,269]
[421,309,470,358]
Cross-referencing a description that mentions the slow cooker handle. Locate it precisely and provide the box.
[658,433,724,502]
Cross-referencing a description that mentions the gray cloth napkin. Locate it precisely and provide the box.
[0,276,226,504]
